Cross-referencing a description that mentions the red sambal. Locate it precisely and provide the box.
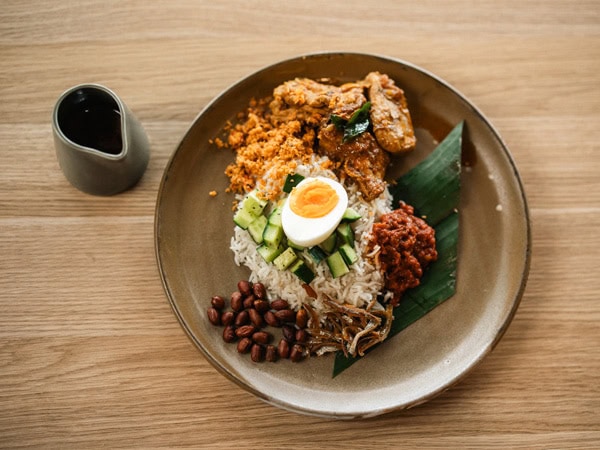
[368,202,438,305]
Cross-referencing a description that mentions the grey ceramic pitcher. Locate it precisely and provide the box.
[52,83,150,196]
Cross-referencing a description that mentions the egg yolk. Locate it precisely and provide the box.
[289,179,339,218]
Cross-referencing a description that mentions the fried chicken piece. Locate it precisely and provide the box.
[330,82,367,120]
[317,123,345,160]
[269,78,366,127]
[318,124,389,201]
[366,72,416,153]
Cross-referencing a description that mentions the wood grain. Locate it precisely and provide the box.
[1,1,599,448]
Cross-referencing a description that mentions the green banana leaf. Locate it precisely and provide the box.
[332,121,463,377]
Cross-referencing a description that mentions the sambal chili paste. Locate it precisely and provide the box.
[368,202,438,305]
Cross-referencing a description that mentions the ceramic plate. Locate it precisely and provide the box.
[154,52,531,418]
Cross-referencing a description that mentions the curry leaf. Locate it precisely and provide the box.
[330,114,347,131]
[332,121,464,377]
[330,102,372,143]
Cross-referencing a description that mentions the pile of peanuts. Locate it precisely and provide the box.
[207,280,309,363]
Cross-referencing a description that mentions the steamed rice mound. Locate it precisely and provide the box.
[230,158,392,310]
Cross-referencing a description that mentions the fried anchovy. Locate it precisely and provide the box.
[305,295,394,358]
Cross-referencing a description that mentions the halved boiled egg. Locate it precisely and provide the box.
[281,176,348,247]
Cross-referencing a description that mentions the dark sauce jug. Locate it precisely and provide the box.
[52,84,150,195]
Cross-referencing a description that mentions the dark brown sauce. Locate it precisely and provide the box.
[411,103,477,167]
[460,127,477,167]
[57,88,123,155]
[415,112,453,145]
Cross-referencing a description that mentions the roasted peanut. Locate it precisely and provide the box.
[237,337,253,354]
[290,344,304,362]
[252,282,267,299]
[282,325,296,343]
[235,324,256,338]
[221,311,235,326]
[252,331,272,345]
[295,329,308,343]
[234,310,249,326]
[248,308,264,328]
[270,298,289,310]
[296,308,308,328]
[250,344,264,362]
[237,280,252,296]
[222,325,236,343]
[277,339,290,359]
[263,310,280,327]
[243,294,256,310]
[207,307,221,326]
[275,308,296,324]
[211,295,225,310]
[230,291,244,312]
[265,345,278,362]
[253,299,270,314]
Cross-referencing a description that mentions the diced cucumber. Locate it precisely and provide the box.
[319,233,337,254]
[233,208,256,230]
[282,173,305,193]
[308,246,327,264]
[242,190,268,216]
[247,215,268,244]
[273,247,298,270]
[342,207,361,222]
[287,239,305,251]
[262,222,283,248]
[257,243,284,263]
[338,243,358,265]
[267,205,283,227]
[234,190,270,229]
[336,222,355,247]
[326,251,349,278]
[290,258,315,284]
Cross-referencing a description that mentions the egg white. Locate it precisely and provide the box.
[281,176,348,247]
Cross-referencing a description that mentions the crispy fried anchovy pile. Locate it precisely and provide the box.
[304,296,394,358]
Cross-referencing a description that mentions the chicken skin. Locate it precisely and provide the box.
[366,72,416,153]
[269,78,366,126]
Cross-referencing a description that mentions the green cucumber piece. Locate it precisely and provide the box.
[282,173,305,193]
[242,190,268,216]
[273,247,298,271]
[267,205,283,227]
[336,222,355,247]
[262,222,283,248]
[308,246,327,264]
[287,239,306,251]
[342,207,361,222]
[257,244,284,263]
[319,233,337,254]
[233,208,256,230]
[290,258,315,284]
[326,251,349,278]
[338,243,358,265]
[247,215,268,244]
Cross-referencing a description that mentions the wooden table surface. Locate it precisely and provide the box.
[1,1,599,448]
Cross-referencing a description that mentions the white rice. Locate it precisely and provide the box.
[230,155,392,310]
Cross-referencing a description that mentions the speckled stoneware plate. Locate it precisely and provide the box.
[155,52,531,418]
